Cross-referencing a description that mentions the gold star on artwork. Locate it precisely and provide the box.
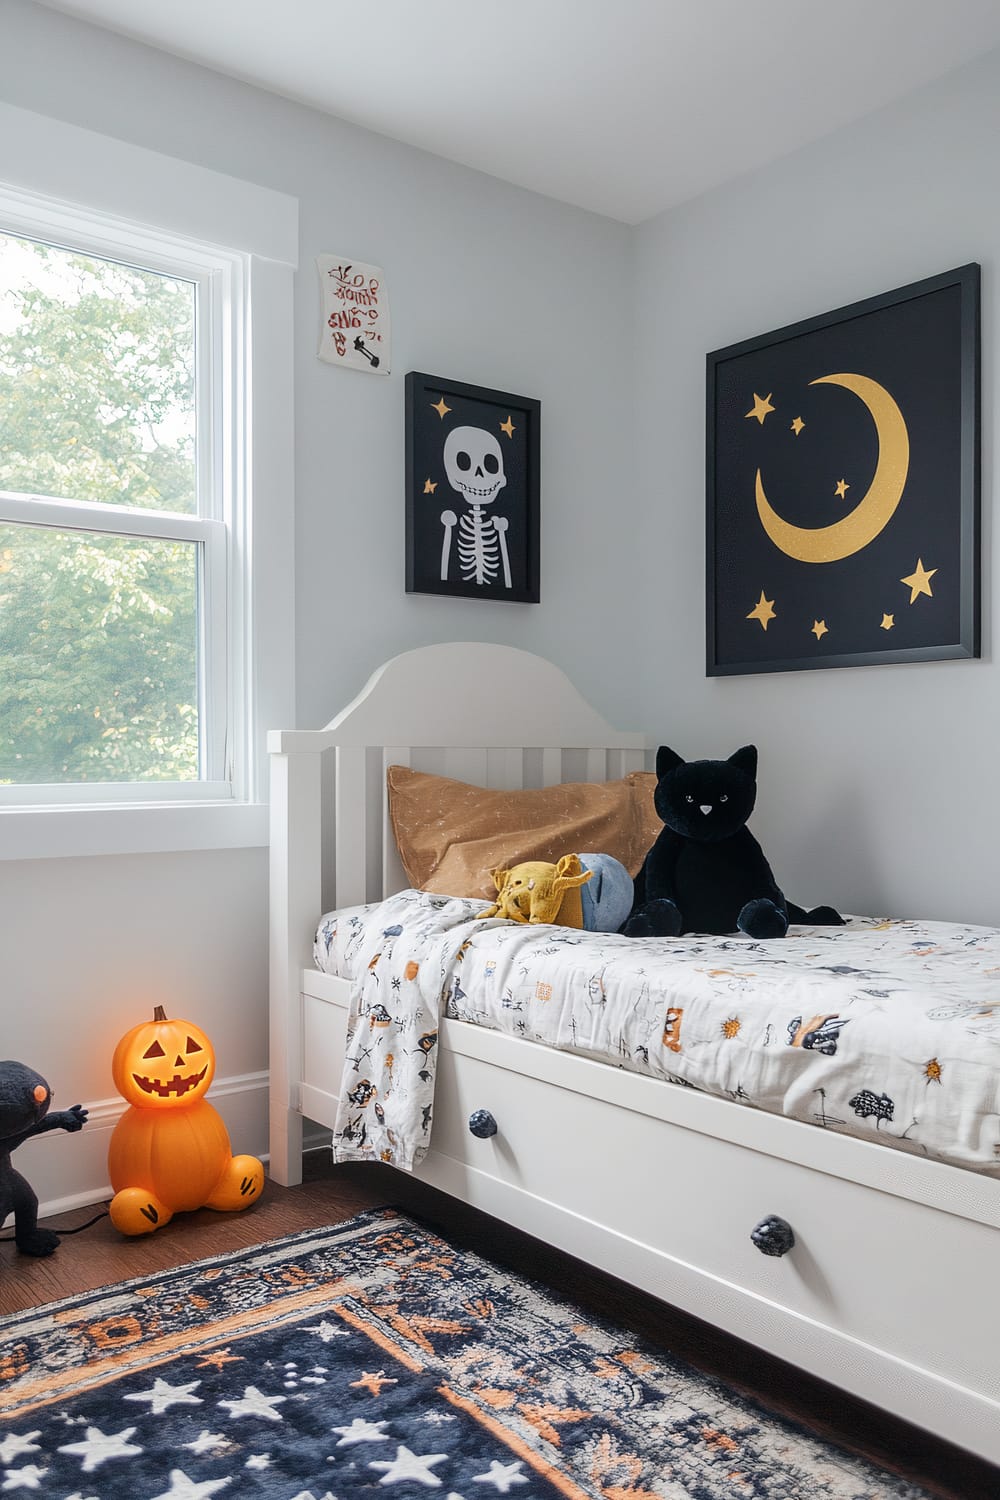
[880,612,895,631]
[790,417,805,436]
[499,415,516,438]
[721,1017,741,1039]
[351,1371,398,1397]
[745,392,775,425]
[431,396,451,419]
[423,478,437,494]
[834,478,850,499]
[746,591,776,630]
[811,619,829,641]
[924,1057,943,1084]
[901,558,937,603]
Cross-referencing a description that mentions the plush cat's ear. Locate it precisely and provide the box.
[728,745,758,778]
[656,745,684,778]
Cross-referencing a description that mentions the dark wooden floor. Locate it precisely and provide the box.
[2,1155,995,1500]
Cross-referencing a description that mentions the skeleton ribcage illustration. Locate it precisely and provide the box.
[457,507,499,585]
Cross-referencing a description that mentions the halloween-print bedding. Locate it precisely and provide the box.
[315,890,1000,1176]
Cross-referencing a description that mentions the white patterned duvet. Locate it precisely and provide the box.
[315,890,1000,1176]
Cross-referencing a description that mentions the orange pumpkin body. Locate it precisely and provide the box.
[107,1006,263,1234]
[108,1099,233,1211]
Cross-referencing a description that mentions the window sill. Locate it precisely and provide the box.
[0,800,268,861]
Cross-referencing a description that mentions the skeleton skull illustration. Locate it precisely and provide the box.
[443,426,507,505]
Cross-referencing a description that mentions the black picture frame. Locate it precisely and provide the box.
[706,264,980,676]
[405,371,540,603]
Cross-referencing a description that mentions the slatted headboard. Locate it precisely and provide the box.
[267,641,648,1176]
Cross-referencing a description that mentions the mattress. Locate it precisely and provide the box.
[315,891,1000,1176]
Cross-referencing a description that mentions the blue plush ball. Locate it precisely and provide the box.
[577,853,634,932]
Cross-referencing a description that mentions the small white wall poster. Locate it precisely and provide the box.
[317,256,390,374]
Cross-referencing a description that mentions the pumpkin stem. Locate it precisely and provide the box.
[153,1005,167,1021]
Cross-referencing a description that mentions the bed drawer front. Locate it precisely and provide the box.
[426,1044,999,1404]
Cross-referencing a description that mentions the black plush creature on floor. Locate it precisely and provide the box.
[0,1062,87,1256]
[622,745,843,939]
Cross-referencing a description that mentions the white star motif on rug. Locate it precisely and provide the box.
[148,1470,232,1500]
[333,1418,391,1447]
[0,1464,47,1489]
[57,1425,142,1472]
[245,1454,272,1470]
[183,1431,229,1456]
[303,1320,349,1342]
[368,1445,449,1486]
[0,1433,40,1464]
[63,1492,99,1500]
[472,1460,528,1492]
[217,1385,287,1421]
[422,1412,457,1425]
[124,1377,203,1415]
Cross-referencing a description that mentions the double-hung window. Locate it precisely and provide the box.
[0,107,296,857]
[0,224,233,801]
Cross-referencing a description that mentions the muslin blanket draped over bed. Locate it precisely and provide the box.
[322,890,1000,1176]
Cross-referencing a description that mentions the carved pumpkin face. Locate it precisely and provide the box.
[112,1006,215,1109]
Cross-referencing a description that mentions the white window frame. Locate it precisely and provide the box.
[0,104,297,860]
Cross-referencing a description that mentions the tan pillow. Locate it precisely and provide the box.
[387,764,659,900]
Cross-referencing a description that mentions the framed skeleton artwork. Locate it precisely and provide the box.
[405,372,540,602]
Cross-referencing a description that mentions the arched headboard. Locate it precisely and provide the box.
[268,642,648,911]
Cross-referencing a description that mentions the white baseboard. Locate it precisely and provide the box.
[16,1071,270,1222]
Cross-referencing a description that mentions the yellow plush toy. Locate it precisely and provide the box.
[477,855,593,927]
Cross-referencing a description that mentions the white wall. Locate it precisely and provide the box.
[0,0,636,1207]
[0,851,268,1211]
[634,49,998,926]
[0,0,637,731]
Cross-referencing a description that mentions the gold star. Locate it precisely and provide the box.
[880,612,895,631]
[746,591,776,631]
[351,1370,398,1397]
[430,396,451,419]
[196,1347,244,1370]
[745,392,775,425]
[811,619,829,641]
[499,415,516,438]
[834,478,850,498]
[790,417,805,436]
[900,558,937,603]
[422,478,437,494]
[924,1057,943,1084]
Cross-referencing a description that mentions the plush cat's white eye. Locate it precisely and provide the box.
[685,794,694,803]
[720,794,728,802]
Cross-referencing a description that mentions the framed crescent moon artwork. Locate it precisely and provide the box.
[706,264,980,675]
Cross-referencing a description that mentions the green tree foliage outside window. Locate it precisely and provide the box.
[0,237,200,784]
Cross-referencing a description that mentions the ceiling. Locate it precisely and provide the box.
[39,0,1000,224]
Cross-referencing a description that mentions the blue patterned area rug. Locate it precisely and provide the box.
[0,1207,931,1499]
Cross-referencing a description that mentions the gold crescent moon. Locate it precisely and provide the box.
[755,372,909,563]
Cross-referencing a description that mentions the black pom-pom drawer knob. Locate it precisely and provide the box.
[750,1215,795,1257]
[468,1109,498,1139]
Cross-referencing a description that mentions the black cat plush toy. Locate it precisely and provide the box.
[623,745,843,939]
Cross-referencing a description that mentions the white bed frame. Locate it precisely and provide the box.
[269,641,1000,1466]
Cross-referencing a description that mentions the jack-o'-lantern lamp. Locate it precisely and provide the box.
[107,1006,264,1236]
